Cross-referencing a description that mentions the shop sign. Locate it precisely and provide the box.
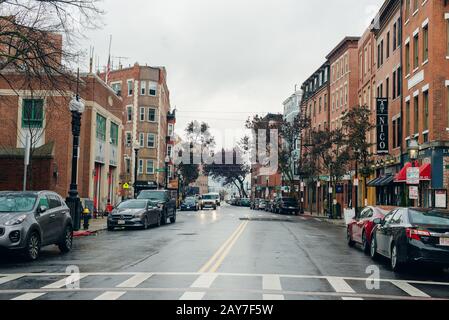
[406,167,420,185]
[409,186,419,200]
[376,98,389,154]
[434,190,447,209]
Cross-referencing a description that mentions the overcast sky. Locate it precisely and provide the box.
[84,0,384,147]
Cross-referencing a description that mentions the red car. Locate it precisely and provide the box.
[347,206,391,253]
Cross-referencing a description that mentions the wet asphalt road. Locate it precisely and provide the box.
[0,204,449,300]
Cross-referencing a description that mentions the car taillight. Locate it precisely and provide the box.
[406,228,431,241]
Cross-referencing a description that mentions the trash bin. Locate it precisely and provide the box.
[335,202,342,219]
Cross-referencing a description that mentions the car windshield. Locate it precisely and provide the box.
[137,191,166,201]
[117,200,147,209]
[185,198,196,203]
[282,198,296,203]
[0,194,37,213]
[409,210,449,226]
[202,195,214,200]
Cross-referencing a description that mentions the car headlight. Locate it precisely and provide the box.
[5,215,27,226]
[134,213,143,218]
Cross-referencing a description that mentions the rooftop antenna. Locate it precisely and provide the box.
[112,55,130,69]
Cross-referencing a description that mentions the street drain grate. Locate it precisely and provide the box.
[240,217,295,223]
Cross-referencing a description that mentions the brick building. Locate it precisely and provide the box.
[300,62,330,215]
[399,0,449,208]
[101,64,176,196]
[0,72,124,212]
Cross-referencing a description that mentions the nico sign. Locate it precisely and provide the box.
[376,98,389,155]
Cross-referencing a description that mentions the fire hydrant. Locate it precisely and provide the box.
[82,208,92,230]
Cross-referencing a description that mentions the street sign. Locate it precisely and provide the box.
[376,98,389,154]
[156,168,166,173]
[123,183,130,190]
[407,167,420,185]
[409,186,419,200]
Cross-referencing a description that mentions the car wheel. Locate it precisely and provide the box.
[58,225,73,253]
[390,243,404,272]
[143,216,149,230]
[24,231,41,261]
[370,234,379,260]
[161,210,167,225]
[156,213,161,227]
[170,213,176,224]
[347,227,355,247]
[362,231,370,254]
[107,226,114,231]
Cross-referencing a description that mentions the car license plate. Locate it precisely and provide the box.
[118,220,126,225]
[440,238,449,246]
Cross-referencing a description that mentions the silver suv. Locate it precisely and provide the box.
[0,191,73,261]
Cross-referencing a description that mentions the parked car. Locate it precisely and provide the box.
[265,200,275,212]
[370,208,449,272]
[347,206,389,253]
[180,197,200,211]
[107,199,161,230]
[200,194,217,210]
[251,199,260,210]
[258,200,267,210]
[0,191,73,261]
[137,190,177,225]
[240,198,251,207]
[208,193,221,206]
[273,197,299,215]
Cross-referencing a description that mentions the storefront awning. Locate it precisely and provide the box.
[420,163,431,181]
[367,177,382,187]
[378,175,395,186]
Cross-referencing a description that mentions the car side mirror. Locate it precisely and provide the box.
[37,205,48,214]
[373,218,382,225]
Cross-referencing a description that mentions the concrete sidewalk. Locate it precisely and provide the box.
[301,214,346,227]
[74,217,107,237]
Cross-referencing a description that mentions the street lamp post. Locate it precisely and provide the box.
[133,141,140,198]
[66,91,85,232]
[408,139,420,207]
[165,155,170,189]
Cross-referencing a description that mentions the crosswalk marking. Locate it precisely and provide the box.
[94,291,126,300]
[263,275,282,291]
[12,293,46,300]
[391,281,431,298]
[42,274,88,289]
[191,274,217,289]
[0,274,24,285]
[116,274,153,288]
[179,291,206,300]
[327,277,355,293]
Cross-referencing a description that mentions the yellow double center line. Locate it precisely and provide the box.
[199,221,249,273]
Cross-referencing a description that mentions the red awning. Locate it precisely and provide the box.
[395,162,412,183]
[420,163,431,181]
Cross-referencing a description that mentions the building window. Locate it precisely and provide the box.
[125,132,132,147]
[414,95,419,135]
[141,81,146,95]
[146,160,154,175]
[96,114,106,141]
[138,159,144,175]
[423,90,429,132]
[168,123,174,137]
[147,133,155,148]
[393,23,397,50]
[413,0,418,13]
[447,18,449,56]
[423,25,428,62]
[140,107,145,122]
[139,132,145,148]
[126,106,133,122]
[392,71,397,99]
[148,108,156,122]
[405,43,411,75]
[406,101,411,137]
[125,157,131,174]
[397,67,402,97]
[393,119,397,148]
[386,77,390,99]
[413,34,419,69]
[127,80,133,96]
[386,32,390,59]
[111,82,122,96]
[22,99,43,128]
[110,122,119,145]
[405,0,410,19]
[148,81,157,96]
[167,145,173,159]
